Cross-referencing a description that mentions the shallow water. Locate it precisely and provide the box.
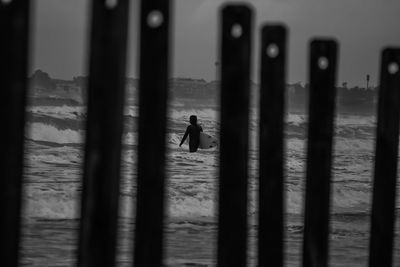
[20,98,400,266]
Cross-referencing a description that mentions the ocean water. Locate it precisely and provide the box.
[20,94,400,266]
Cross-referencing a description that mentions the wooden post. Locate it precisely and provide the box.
[0,1,30,266]
[258,24,287,267]
[369,48,400,267]
[218,5,252,267]
[78,0,130,266]
[134,0,171,266]
[302,40,338,267]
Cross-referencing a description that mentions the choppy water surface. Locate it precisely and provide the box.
[20,96,400,266]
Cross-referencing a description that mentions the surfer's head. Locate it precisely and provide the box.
[189,115,197,125]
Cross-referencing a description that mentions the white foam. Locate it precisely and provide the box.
[21,173,380,221]
[122,132,137,146]
[23,187,79,219]
[28,153,79,165]
[286,184,304,214]
[26,122,83,144]
[168,194,215,218]
[168,132,187,146]
[334,137,374,153]
[28,105,85,120]
[22,105,386,221]
[332,185,371,213]
[287,138,306,152]
[287,113,308,126]
[335,115,376,127]
[169,108,218,122]
[124,105,139,118]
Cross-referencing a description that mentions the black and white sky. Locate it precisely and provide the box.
[32,0,400,86]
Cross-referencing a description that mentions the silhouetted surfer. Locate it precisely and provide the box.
[179,115,203,152]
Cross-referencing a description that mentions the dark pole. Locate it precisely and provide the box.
[78,0,130,266]
[134,0,171,266]
[0,1,30,266]
[302,40,338,267]
[258,24,287,267]
[218,5,253,267]
[369,48,400,267]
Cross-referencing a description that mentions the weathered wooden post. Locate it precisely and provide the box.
[302,40,338,267]
[134,0,171,266]
[78,0,130,266]
[218,4,252,267]
[258,24,287,267]
[0,1,30,266]
[369,48,400,267]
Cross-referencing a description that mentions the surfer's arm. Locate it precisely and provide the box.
[179,128,189,146]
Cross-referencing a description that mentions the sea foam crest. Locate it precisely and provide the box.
[26,122,83,144]
[28,105,85,120]
[23,184,379,220]
[24,187,79,219]
[170,108,217,122]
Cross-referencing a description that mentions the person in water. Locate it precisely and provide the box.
[179,115,203,152]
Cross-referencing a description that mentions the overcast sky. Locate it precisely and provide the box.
[32,0,400,86]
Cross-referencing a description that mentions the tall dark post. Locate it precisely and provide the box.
[78,0,130,266]
[0,1,30,267]
[134,0,170,266]
[369,48,400,267]
[218,5,252,267]
[302,40,338,267]
[258,25,287,267]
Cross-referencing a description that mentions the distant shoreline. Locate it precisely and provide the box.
[29,70,378,115]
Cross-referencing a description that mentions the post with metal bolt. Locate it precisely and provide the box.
[134,0,171,267]
[369,48,400,267]
[302,40,338,267]
[258,24,287,267]
[218,5,253,267]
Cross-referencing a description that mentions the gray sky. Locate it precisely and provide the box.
[32,0,400,86]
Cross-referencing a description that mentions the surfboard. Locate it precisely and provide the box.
[199,132,218,149]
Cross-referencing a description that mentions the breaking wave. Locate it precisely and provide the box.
[26,122,83,144]
[22,180,378,220]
